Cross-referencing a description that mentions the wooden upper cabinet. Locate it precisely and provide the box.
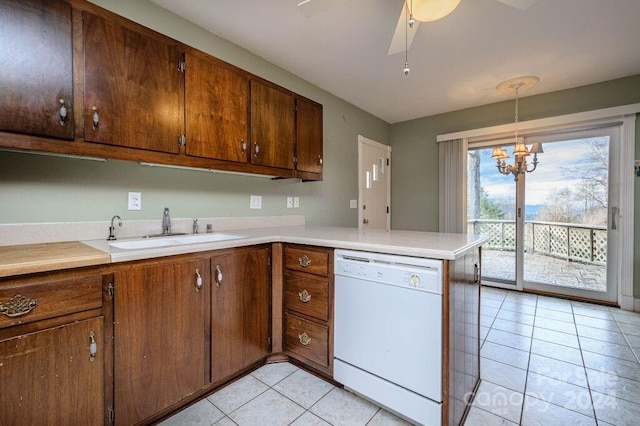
[296,97,323,177]
[185,53,249,163]
[0,0,74,140]
[250,80,295,170]
[83,12,183,154]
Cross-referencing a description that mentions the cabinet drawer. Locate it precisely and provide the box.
[284,245,330,277]
[284,274,328,322]
[0,274,102,329]
[285,313,329,367]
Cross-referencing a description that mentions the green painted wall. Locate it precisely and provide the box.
[1,0,638,299]
[0,0,389,226]
[389,74,640,296]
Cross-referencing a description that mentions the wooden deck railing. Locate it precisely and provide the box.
[467,219,607,265]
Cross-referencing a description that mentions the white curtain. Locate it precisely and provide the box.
[438,138,466,233]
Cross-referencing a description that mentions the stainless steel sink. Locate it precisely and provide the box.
[109,233,245,250]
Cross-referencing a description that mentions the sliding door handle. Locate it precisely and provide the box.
[611,207,618,230]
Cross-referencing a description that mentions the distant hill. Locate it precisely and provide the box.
[525,204,542,220]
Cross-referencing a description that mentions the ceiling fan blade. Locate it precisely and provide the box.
[494,0,538,11]
[297,0,347,17]
[388,2,419,55]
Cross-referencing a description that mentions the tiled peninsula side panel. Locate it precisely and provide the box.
[446,248,481,425]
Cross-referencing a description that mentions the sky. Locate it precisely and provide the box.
[471,137,608,207]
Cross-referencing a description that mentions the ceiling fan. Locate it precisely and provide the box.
[297,0,538,55]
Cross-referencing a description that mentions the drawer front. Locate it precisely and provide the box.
[284,245,329,277]
[285,313,329,367]
[284,274,328,322]
[0,274,103,329]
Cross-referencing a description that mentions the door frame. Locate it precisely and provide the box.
[438,104,639,309]
[358,135,391,230]
[519,127,620,303]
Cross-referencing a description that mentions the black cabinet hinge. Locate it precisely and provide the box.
[108,407,115,423]
[108,283,115,300]
[267,257,271,267]
[178,60,185,73]
[387,206,389,214]
[386,158,390,166]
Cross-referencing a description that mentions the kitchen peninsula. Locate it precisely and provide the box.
[0,221,486,425]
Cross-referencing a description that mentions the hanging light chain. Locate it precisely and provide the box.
[514,85,520,142]
[404,0,410,75]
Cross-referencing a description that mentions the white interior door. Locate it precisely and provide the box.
[358,135,391,230]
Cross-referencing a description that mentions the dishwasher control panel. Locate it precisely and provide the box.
[334,250,443,294]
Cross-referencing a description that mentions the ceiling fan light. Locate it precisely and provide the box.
[412,0,461,22]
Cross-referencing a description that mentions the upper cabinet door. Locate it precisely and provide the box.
[296,97,323,176]
[250,80,295,170]
[185,53,249,163]
[0,0,74,140]
[83,12,183,154]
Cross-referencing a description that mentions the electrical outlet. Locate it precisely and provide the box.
[293,197,300,208]
[128,192,141,210]
[286,197,293,209]
[250,195,262,209]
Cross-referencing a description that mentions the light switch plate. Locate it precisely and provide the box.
[128,192,141,210]
[250,195,262,209]
[293,197,300,208]
[286,197,293,209]
[350,199,358,209]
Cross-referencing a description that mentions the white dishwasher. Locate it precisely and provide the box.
[334,249,443,426]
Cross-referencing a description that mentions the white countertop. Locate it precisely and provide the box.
[82,226,488,262]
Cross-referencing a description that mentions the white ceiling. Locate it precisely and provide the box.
[150,0,640,124]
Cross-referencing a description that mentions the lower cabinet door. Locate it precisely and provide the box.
[211,247,271,383]
[114,259,209,425]
[0,317,104,425]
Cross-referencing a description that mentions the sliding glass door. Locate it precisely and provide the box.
[467,127,619,303]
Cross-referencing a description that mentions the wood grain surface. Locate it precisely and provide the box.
[0,241,110,278]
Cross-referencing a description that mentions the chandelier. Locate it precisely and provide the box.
[491,76,542,181]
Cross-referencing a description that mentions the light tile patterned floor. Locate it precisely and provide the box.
[161,286,640,425]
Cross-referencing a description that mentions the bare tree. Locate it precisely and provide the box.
[537,187,577,223]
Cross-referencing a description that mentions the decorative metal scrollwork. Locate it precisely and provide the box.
[298,332,311,346]
[298,290,311,303]
[298,255,311,268]
[0,294,38,318]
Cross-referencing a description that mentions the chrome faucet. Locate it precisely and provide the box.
[107,215,122,241]
[162,208,171,235]
[192,218,199,234]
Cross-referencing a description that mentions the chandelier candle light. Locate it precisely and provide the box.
[492,76,543,181]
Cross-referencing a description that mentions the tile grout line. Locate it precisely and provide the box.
[517,294,538,425]
[572,301,600,424]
